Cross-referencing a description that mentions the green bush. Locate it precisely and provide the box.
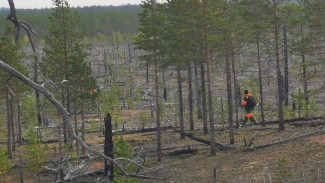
[114,135,139,183]
[22,125,48,174]
[0,145,11,178]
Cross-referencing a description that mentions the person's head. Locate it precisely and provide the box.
[244,90,248,94]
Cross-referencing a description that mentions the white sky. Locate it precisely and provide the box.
[0,0,143,9]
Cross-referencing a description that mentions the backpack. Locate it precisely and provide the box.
[248,95,256,107]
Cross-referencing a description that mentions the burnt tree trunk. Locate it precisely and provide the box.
[188,63,194,131]
[194,62,202,119]
[177,67,185,139]
[162,68,167,102]
[104,113,114,181]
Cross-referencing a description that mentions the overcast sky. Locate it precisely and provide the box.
[0,0,143,9]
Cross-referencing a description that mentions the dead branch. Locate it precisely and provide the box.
[250,129,325,150]
[7,0,37,51]
[243,136,255,147]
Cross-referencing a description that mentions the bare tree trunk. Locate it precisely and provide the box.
[300,26,308,106]
[17,101,22,146]
[177,67,185,139]
[127,36,132,63]
[225,45,234,144]
[33,55,42,127]
[104,113,114,181]
[188,63,194,131]
[146,62,149,84]
[273,0,284,131]
[204,32,216,155]
[283,24,289,106]
[194,62,202,119]
[81,109,85,155]
[200,62,208,134]
[73,90,79,155]
[220,97,224,129]
[19,155,23,183]
[161,68,167,102]
[10,96,15,151]
[6,91,12,159]
[58,125,64,183]
[61,86,68,144]
[154,50,162,162]
[257,39,266,126]
[230,48,239,128]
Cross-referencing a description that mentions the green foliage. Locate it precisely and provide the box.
[0,112,4,127]
[0,26,29,100]
[0,145,11,177]
[138,111,148,129]
[277,156,292,182]
[98,81,122,121]
[0,6,141,38]
[22,125,48,174]
[20,96,37,125]
[283,105,296,119]
[113,135,139,183]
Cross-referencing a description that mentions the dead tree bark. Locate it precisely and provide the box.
[104,113,114,181]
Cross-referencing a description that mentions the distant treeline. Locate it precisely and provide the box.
[0,5,141,38]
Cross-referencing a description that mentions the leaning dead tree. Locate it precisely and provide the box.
[0,59,129,176]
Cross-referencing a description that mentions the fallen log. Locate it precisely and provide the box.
[264,116,325,125]
[173,129,237,151]
[288,120,325,127]
[250,129,325,150]
[168,146,198,156]
[118,126,174,135]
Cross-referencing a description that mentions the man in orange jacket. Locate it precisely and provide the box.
[241,90,256,125]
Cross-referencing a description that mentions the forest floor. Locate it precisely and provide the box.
[2,120,325,183]
[122,122,325,183]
